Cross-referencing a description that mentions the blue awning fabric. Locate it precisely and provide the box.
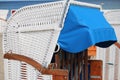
[58,4,117,53]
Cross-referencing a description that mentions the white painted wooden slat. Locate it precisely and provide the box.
[97,10,120,80]
[0,9,8,80]
[0,10,8,33]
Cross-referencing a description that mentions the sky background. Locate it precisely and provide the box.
[0,0,120,9]
[0,0,120,18]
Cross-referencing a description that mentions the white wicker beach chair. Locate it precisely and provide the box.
[3,1,69,80]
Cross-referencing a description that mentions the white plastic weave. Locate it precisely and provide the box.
[3,1,68,80]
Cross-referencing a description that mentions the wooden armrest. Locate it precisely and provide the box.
[4,53,46,73]
[4,53,68,80]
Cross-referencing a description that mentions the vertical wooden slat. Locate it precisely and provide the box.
[109,46,115,80]
[66,52,69,69]
[78,54,80,80]
[84,50,88,80]
[70,54,74,80]
[81,61,84,80]
[78,51,85,80]
[0,34,4,80]
[104,48,110,80]
[114,48,119,80]
[61,50,65,69]
[118,48,120,80]
[74,54,77,80]
[78,53,82,80]
[55,53,60,69]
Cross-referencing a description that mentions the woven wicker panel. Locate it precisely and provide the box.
[3,1,68,80]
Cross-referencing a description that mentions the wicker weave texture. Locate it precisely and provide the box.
[3,1,67,80]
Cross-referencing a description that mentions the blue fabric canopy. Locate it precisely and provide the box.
[58,4,117,53]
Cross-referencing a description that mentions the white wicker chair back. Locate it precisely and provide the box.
[3,1,68,80]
